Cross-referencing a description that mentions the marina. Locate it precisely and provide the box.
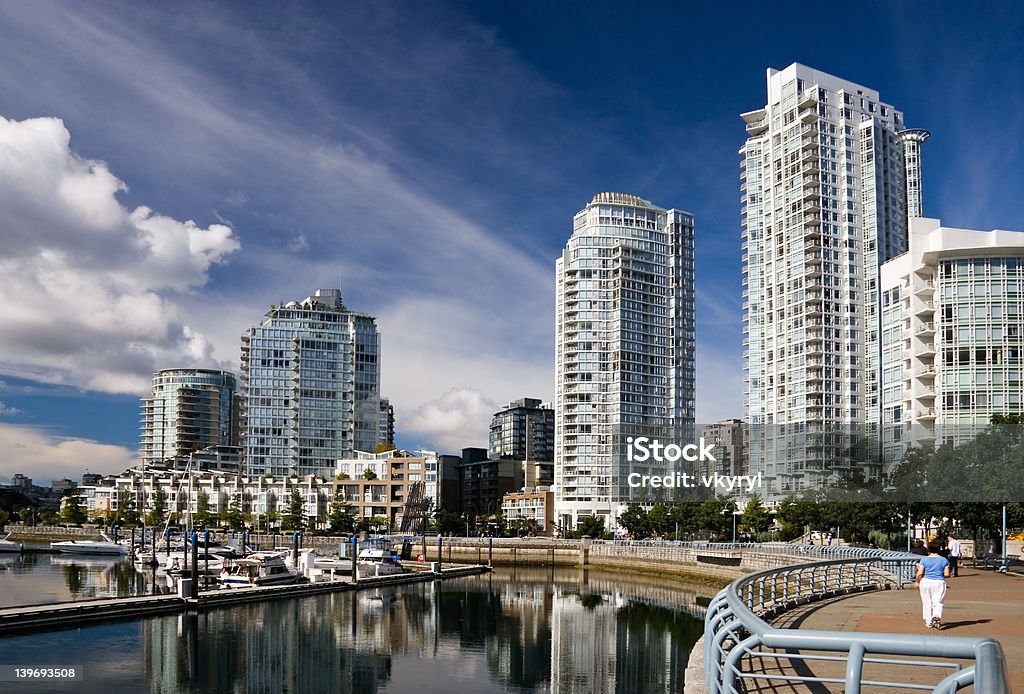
[0,556,711,693]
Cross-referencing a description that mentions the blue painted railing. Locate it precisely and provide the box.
[703,549,1009,693]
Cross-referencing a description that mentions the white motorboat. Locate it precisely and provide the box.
[50,533,127,556]
[218,552,301,587]
[164,551,230,575]
[0,535,23,553]
[356,548,406,578]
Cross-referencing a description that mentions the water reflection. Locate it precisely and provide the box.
[0,564,715,693]
[135,567,711,694]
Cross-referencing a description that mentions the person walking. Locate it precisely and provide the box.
[946,535,962,577]
[914,539,950,629]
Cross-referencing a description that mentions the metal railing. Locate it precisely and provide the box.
[704,550,1010,693]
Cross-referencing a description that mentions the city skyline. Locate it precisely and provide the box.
[1,2,1023,482]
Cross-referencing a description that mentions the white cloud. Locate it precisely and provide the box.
[0,115,240,394]
[404,388,501,452]
[0,401,19,416]
[0,423,136,484]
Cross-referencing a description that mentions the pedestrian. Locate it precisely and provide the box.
[914,539,950,629]
[946,534,962,577]
[826,530,834,546]
[910,539,928,556]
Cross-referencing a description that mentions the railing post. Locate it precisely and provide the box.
[845,642,866,694]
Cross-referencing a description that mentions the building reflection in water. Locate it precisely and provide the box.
[140,567,712,693]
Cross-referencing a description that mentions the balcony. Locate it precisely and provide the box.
[800,147,820,164]
[746,120,768,136]
[914,280,935,296]
[913,299,934,317]
[915,321,935,336]
[915,365,937,379]
[916,408,937,420]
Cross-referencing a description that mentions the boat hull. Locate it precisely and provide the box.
[50,541,126,556]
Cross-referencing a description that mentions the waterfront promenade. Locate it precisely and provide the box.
[765,567,1024,691]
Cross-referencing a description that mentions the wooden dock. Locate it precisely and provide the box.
[0,564,490,635]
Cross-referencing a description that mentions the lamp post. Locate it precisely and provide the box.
[1002,504,1008,570]
[722,507,739,544]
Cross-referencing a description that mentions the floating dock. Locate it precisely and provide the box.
[0,564,490,635]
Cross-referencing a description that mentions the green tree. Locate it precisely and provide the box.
[435,509,463,535]
[668,503,697,539]
[282,489,306,531]
[115,490,141,527]
[146,488,167,527]
[617,503,650,538]
[38,509,59,525]
[362,468,378,480]
[694,498,730,540]
[374,442,397,453]
[0,509,9,530]
[576,514,606,539]
[194,491,212,528]
[739,496,771,537]
[224,493,246,531]
[647,503,672,537]
[61,488,88,526]
[327,492,355,535]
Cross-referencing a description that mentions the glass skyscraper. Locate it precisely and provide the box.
[741,64,925,496]
[879,217,1024,475]
[241,288,380,478]
[140,368,239,466]
[554,193,695,531]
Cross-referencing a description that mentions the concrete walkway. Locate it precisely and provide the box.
[763,567,1024,692]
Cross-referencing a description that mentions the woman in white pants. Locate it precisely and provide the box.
[914,539,951,629]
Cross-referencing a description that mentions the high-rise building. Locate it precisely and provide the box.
[879,217,1024,472]
[488,398,554,462]
[741,64,926,496]
[241,288,380,478]
[700,418,748,477]
[378,397,395,448]
[140,368,239,466]
[554,192,695,530]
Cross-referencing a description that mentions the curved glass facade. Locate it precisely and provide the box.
[140,368,238,465]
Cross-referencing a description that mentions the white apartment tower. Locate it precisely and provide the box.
[140,368,239,466]
[879,217,1024,471]
[555,193,695,531]
[241,288,380,478]
[741,64,927,496]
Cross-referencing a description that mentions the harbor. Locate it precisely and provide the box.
[0,549,712,693]
[0,562,490,635]
[1,529,494,635]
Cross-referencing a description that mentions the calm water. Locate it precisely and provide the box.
[0,556,713,693]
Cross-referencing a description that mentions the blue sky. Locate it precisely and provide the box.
[0,1,1022,482]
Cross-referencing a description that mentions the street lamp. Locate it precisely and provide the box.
[722,508,739,544]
